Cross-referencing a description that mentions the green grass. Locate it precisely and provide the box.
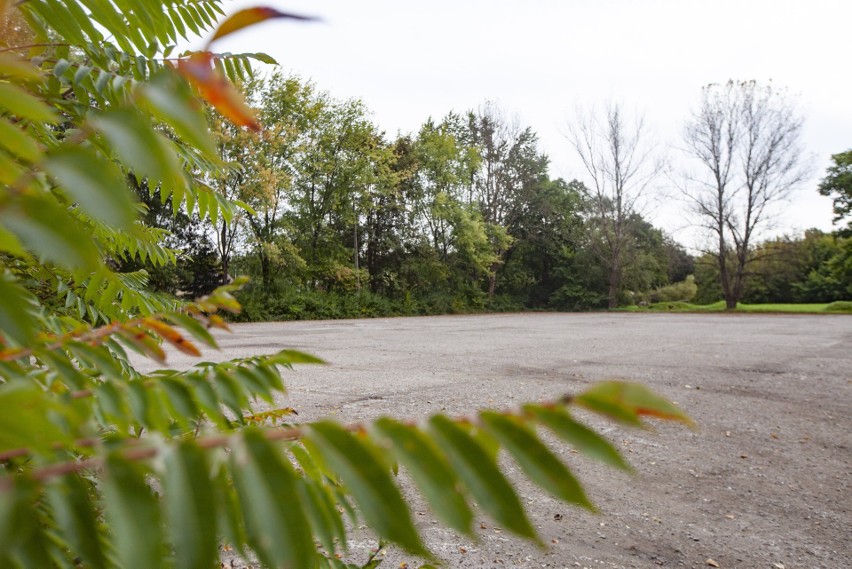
[621,301,852,314]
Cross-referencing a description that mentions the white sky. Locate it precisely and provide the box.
[212,0,852,248]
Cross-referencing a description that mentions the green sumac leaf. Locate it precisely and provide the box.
[576,381,694,427]
[0,118,41,162]
[90,109,184,188]
[231,429,315,569]
[290,443,322,481]
[249,51,277,65]
[73,65,92,84]
[36,348,88,391]
[0,225,27,257]
[480,412,594,511]
[373,418,473,535]
[0,151,26,186]
[43,146,136,227]
[428,415,538,541]
[188,373,229,429]
[213,370,249,421]
[309,422,428,556]
[159,376,199,428]
[0,479,22,553]
[103,456,162,569]
[0,82,58,123]
[297,478,343,555]
[525,405,632,472]
[0,381,71,454]
[178,4,200,36]
[268,349,326,366]
[167,5,187,39]
[164,442,218,569]
[94,70,112,94]
[47,475,107,569]
[70,341,126,381]
[214,465,248,555]
[232,367,274,403]
[126,380,168,432]
[94,381,130,431]
[0,272,39,345]
[139,73,218,158]
[0,477,51,566]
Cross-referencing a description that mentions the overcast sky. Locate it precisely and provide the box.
[211,0,851,248]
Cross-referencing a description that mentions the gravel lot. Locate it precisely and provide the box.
[147,312,852,569]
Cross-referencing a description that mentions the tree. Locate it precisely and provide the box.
[120,179,222,298]
[681,80,809,309]
[498,178,587,308]
[818,150,852,233]
[0,2,691,567]
[567,104,664,308]
[467,103,549,297]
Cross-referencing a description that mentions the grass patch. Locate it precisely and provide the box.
[621,301,850,314]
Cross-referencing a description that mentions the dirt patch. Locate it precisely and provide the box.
[146,313,852,568]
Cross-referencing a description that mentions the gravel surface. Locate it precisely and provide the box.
[144,312,852,569]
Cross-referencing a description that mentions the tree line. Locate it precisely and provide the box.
[135,75,849,316]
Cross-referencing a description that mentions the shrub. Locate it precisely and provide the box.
[646,275,698,303]
[825,300,852,313]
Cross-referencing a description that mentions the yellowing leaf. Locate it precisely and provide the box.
[0,54,42,82]
[207,7,316,45]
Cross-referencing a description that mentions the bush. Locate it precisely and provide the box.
[645,275,698,303]
[825,300,852,313]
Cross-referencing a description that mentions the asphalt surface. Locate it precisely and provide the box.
[141,312,852,569]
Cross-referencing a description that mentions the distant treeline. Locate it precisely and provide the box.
[125,74,851,319]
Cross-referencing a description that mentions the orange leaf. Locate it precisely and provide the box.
[207,314,231,331]
[143,318,201,357]
[118,325,166,363]
[207,7,316,45]
[177,52,260,131]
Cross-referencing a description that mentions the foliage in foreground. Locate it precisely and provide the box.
[0,1,691,567]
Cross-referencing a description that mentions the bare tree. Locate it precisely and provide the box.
[681,81,808,309]
[567,103,663,308]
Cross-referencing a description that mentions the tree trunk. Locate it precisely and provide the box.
[259,252,272,292]
[487,265,498,298]
[607,260,621,309]
[219,223,230,284]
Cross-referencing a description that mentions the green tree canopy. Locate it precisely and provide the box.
[818,150,852,232]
